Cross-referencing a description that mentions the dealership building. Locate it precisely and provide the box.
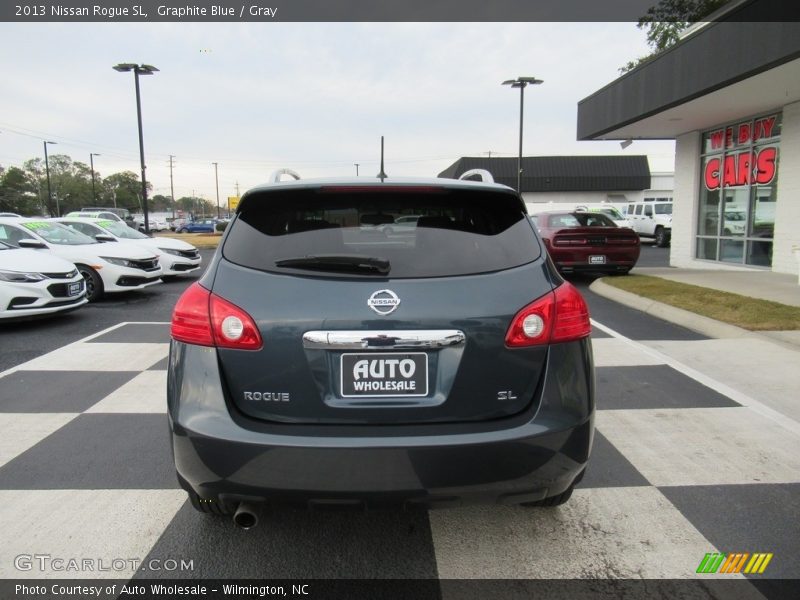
[438,156,673,214]
[577,1,800,275]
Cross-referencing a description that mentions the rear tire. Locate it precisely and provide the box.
[187,490,232,515]
[654,227,669,248]
[77,264,103,302]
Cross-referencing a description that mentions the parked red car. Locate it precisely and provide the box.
[531,211,640,275]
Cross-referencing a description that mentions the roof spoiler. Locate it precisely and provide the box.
[458,169,494,183]
[268,168,301,183]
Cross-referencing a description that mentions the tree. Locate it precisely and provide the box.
[101,171,151,213]
[620,0,729,73]
[150,194,175,213]
[22,155,94,216]
[0,166,40,215]
[176,195,214,218]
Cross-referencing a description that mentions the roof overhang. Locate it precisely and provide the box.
[577,8,800,141]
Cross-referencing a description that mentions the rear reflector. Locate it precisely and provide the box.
[171,282,262,350]
[505,282,591,347]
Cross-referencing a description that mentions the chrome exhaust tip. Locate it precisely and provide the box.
[232,502,259,530]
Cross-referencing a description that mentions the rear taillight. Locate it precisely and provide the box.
[505,282,591,347]
[171,283,214,346]
[171,282,262,350]
[209,292,262,349]
[551,281,592,343]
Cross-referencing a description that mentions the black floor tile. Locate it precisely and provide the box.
[0,414,177,489]
[0,371,136,413]
[596,365,741,410]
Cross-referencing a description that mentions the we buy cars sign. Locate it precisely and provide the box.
[704,115,778,191]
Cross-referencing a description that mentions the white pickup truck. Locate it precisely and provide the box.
[626,200,672,247]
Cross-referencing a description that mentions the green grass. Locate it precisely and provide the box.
[603,275,800,331]
[154,231,221,249]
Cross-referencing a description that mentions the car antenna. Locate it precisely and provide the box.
[376,135,387,182]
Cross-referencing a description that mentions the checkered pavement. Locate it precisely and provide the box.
[0,321,798,582]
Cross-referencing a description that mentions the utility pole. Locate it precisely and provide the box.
[43,141,56,216]
[354,163,359,176]
[89,153,101,203]
[168,155,176,219]
[212,162,220,219]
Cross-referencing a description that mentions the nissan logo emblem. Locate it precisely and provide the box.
[367,289,401,316]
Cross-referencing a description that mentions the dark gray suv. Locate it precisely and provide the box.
[168,174,594,528]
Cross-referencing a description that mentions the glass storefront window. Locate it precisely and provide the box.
[722,189,748,237]
[696,113,781,267]
[698,179,720,236]
[697,238,718,261]
[720,239,744,264]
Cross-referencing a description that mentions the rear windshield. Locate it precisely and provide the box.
[223,188,541,278]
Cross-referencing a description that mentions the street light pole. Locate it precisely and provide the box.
[89,153,101,204]
[113,63,158,234]
[354,163,359,176]
[213,162,220,219]
[502,76,543,193]
[43,141,57,216]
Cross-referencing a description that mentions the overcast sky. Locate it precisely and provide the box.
[0,22,675,203]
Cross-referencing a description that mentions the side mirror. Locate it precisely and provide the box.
[18,239,47,249]
[95,234,116,243]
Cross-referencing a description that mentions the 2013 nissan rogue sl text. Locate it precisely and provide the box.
[167,172,595,528]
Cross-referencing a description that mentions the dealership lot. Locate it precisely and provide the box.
[0,246,797,585]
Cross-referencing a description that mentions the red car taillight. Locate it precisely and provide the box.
[171,282,262,350]
[505,282,591,347]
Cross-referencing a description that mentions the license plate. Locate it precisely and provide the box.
[340,352,428,398]
[68,282,82,296]
[589,255,606,264]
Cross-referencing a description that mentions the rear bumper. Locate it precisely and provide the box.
[549,248,639,273]
[168,340,595,508]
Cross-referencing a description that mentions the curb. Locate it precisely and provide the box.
[589,278,760,340]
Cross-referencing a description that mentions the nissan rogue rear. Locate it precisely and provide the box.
[168,173,594,527]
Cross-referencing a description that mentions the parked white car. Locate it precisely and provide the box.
[0,241,87,319]
[131,215,169,232]
[0,218,162,302]
[55,217,202,278]
[625,200,672,247]
[574,205,633,228]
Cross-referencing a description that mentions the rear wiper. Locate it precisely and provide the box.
[275,254,391,275]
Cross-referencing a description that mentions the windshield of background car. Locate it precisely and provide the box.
[223,187,540,278]
[599,207,624,220]
[548,213,617,228]
[572,213,617,227]
[655,204,673,215]
[98,220,148,239]
[20,221,97,245]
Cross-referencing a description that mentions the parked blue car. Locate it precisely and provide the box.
[177,219,217,233]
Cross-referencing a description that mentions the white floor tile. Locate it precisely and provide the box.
[430,487,723,579]
[0,489,187,579]
[0,414,77,468]
[597,407,800,486]
[17,343,168,372]
[592,338,666,367]
[86,371,167,414]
